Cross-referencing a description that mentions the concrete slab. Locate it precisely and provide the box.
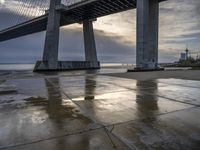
[111,107,200,150]
[48,76,132,100]
[157,78,200,88]
[0,78,98,147]
[34,61,100,71]
[70,91,192,125]
[2,129,130,150]
[0,70,200,150]
[157,84,200,106]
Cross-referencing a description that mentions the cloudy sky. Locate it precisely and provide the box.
[0,0,200,63]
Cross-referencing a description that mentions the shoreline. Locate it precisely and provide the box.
[106,70,200,81]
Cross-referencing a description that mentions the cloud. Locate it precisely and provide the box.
[0,0,5,5]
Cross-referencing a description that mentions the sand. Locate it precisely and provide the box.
[106,70,200,81]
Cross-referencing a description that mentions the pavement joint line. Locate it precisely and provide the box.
[45,78,130,150]
[1,74,199,149]
[46,77,199,126]
[0,78,130,108]
[0,78,111,149]
[0,126,104,150]
[104,126,138,150]
[101,74,200,89]
[104,106,197,129]
[46,78,200,150]
[2,75,199,109]
[45,78,101,125]
[157,95,200,107]
[47,84,124,147]
[102,107,198,150]
[103,127,117,149]
[0,99,196,150]
[154,81,200,89]
[156,106,198,116]
[105,79,200,107]
[101,107,199,150]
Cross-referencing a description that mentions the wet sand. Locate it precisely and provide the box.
[0,69,200,150]
[107,70,200,81]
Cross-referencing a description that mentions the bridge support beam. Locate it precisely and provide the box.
[133,0,163,71]
[34,2,100,71]
[83,19,100,69]
[34,0,61,71]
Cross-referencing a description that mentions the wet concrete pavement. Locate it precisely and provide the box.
[0,70,199,150]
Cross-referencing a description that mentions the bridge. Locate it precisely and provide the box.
[0,0,167,71]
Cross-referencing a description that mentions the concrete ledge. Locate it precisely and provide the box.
[127,67,164,72]
[34,61,100,72]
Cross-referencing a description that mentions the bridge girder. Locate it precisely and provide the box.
[0,0,166,42]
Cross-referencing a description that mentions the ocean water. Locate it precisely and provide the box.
[0,64,35,70]
[0,63,134,71]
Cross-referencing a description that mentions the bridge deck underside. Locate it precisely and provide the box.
[0,0,166,42]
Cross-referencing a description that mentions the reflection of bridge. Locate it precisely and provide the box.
[0,0,167,71]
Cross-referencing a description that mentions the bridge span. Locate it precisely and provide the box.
[0,0,167,71]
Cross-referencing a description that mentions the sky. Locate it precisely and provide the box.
[0,0,200,64]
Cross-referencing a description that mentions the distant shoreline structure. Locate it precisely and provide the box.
[1,62,196,71]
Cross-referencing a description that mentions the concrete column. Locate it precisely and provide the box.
[42,0,61,69]
[136,0,159,70]
[83,19,99,68]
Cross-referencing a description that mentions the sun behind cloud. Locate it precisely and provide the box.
[0,0,5,4]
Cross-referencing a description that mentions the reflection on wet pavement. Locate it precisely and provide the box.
[0,72,199,150]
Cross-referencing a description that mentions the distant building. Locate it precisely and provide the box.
[180,53,187,61]
[179,47,200,61]
[179,47,190,61]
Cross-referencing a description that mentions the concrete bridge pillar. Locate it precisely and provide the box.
[42,0,61,69]
[34,0,61,71]
[34,1,100,71]
[83,19,100,68]
[135,0,161,71]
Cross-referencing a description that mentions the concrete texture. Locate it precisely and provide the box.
[34,6,100,72]
[83,19,99,68]
[35,0,161,71]
[33,61,100,71]
[42,0,61,69]
[35,3,100,71]
[136,0,159,69]
[0,69,200,150]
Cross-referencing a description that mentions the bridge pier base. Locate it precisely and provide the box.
[34,61,100,71]
[34,0,61,71]
[34,1,100,71]
[130,0,163,72]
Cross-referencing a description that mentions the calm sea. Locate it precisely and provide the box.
[0,63,135,71]
[0,64,35,70]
